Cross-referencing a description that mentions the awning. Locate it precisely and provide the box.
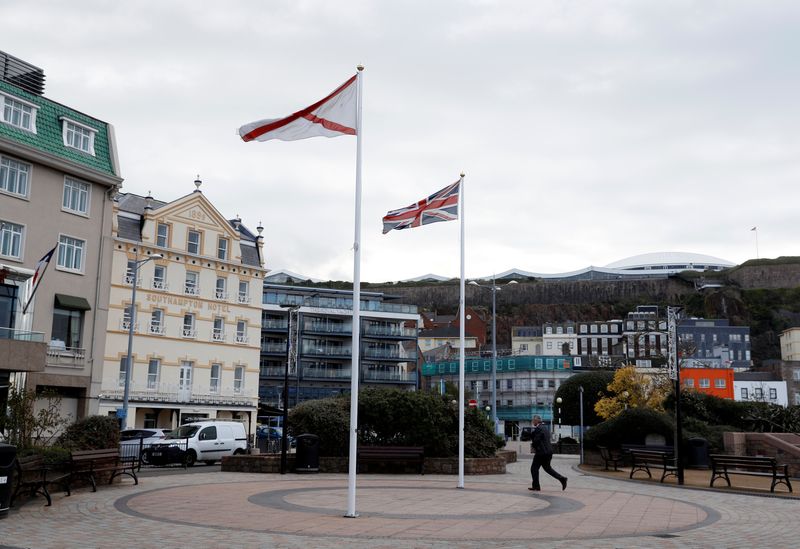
[54,293,92,311]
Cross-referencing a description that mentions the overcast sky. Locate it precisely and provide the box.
[6,1,798,282]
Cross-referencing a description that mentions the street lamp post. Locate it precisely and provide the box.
[468,276,516,435]
[122,253,163,431]
[578,386,585,464]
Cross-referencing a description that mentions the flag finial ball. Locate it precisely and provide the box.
[460,172,465,178]
[357,65,365,71]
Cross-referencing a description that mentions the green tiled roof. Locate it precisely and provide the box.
[0,79,116,177]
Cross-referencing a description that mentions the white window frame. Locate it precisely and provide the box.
[60,116,96,155]
[62,177,90,216]
[685,378,695,388]
[0,220,24,260]
[118,357,128,388]
[212,317,225,342]
[740,387,748,399]
[153,264,167,290]
[150,309,165,335]
[187,230,201,254]
[699,378,710,388]
[0,155,31,198]
[236,320,248,343]
[238,280,250,304]
[215,277,227,300]
[217,237,228,260]
[184,271,199,295]
[56,234,85,273]
[147,359,160,389]
[234,366,244,394]
[1,92,37,133]
[210,363,221,393]
[769,388,778,400]
[714,378,726,389]
[156,223,169,248]
[182,313,196,338]
[754,387,764,399]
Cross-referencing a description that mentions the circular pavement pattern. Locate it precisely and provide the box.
[116,478,718,542]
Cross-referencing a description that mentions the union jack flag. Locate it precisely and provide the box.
[382,180,460,234]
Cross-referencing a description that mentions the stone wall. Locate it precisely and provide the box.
[723,432,800,477]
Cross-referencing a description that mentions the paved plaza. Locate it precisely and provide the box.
[2,455,800,548]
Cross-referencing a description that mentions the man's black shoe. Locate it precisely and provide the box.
[528,487,540,491]
[560,478,568,491]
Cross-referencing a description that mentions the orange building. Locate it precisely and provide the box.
[680,367,734,399]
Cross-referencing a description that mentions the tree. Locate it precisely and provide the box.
[594,366,671,420]
[0,387,69,449]
[554,370,615,426]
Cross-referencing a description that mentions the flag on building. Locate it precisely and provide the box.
[750,226,757,231]
[238,74,358,142]
[382,180,461,234]
[22,244,57,314]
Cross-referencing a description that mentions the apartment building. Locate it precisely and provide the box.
[259,284,419,408]
[678,318,752,370]
[0,51,121,419]
[96,182,265,430]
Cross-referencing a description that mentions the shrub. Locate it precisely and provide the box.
[57,415,120,450]
[555,371,615,426]
[583,407,674,449]
[288,396,350,457]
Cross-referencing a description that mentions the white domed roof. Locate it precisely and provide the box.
[604,252,735,272]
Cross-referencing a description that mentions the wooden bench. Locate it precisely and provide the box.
[357,446,424,474]
[598,446,625,471]
[10,455,70,507]
[628,449,678,483]
[70,448,138,492]
[709,454,792,493]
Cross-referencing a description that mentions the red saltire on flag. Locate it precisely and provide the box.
[382,180,460,234]
[22,244,57,314]
[238,75,358,142]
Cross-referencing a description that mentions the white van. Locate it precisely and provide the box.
[149,420,248,466]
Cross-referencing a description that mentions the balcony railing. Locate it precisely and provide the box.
[46,345,86,368]
[149,323,166,336]
[303,367,351,379]
[119,320,139,333]
[152,278,168,290]
[261,342,287,354]
[99,382,258,406]
[214,289,228,301]
[237,293,251,304]
[182,328,197,339]
[301,345,352,357]
[235,334,249,344]
[363,369,416,382]
[262,319,288,330]
[304,322,352,334]
[211,330,226,342]
[260,366,286,377]
[184,284,200,296]
[363,325,416,337]
[363,347,417,360]
[123,274,142,286]
[0,327,45,342]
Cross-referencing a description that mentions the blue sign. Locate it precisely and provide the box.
[116,408,127,419]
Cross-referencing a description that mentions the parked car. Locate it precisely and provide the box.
[148,420,248,466]
[120,429,169,464]
[257,426,295,447]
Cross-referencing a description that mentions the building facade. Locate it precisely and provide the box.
[780,328,800,362]
[0,51,121,421]
[678,318,752,370]
[622,305,668,368]
[421,355,578,439]
[259,284,419,409]
[733,371,788,407]
[542,322,577,356]
[681,367,734,399]
[510,326,542,356]
[97,183,265,431]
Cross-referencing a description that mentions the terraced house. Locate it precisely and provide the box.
[0,51,122,419]
[98,181,266,432]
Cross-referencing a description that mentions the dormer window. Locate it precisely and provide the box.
[1,93,37,133]
[60,117,96,155]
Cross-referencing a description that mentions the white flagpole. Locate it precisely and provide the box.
[458,172,466,489]
[346,65,364,518]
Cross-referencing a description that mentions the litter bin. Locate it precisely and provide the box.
[685,437,710,469]
[0,443,16,518]
[294,434,319,473]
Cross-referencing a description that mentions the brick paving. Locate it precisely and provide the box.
[2,455,799,548]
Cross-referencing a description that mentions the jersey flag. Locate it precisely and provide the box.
[382,180,461,234]
[238,74,358,142]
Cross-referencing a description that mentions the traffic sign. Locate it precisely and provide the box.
[468,399,477,408]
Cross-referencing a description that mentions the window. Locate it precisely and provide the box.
[57,235,85,272]
[714,378,726,388]
[236,320,247,343]
[0,156,30,197]
[506,399,513,406]
[153,265,167,290]
[210,363,221,393]
[150,309,164,335]
[122,304,134,330]
[590,324,598,333]
[215,277,227,300]
[62,118,95,155]
[0,221,23,259]
[147,359,160,389]
[234,366,244,393]
[238,280,250,304]
[580,324,587,334]
[182,313,196,338]
[2,94,36,132]
[118,357,128,388]
[741,387,748,399]
[685,378,695,388]
[187,230,201,254]
[212,317,225,341]
[754,387,763,399]
[548,380,555,388]
[600,324,608,334]
[794,369,800,382]
[699,378,710,388]
[184,271,199,295]
[536,379,544,388]
[481,380,488,390]
[506,379,513,389]
[217,237,228,260]
[556,326,563,334]
[156,223,169,247]
[546,341,552,350]
[52,307,83,349]
[519,343,528,352]
[769,388,778,400]
[62,178,90,215]
[125,260,136,285]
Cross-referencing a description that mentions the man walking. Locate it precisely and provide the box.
[529,414,567,491]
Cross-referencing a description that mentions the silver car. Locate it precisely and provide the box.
[120,429,170,464]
